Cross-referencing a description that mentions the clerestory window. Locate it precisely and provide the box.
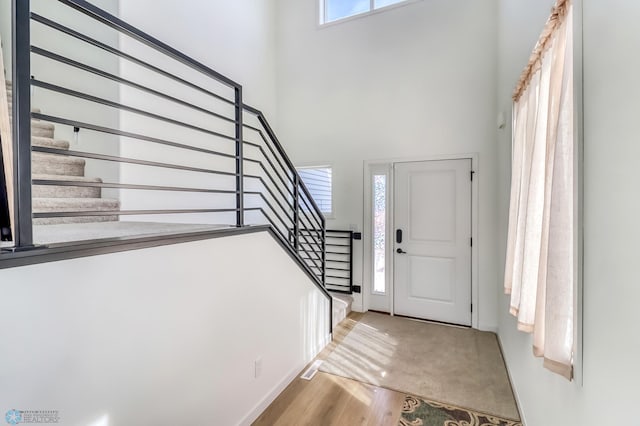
[321,0,411,25]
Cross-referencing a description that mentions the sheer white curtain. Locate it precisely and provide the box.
[504,1,574,380]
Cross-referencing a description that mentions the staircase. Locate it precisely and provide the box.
[6,81,120,225]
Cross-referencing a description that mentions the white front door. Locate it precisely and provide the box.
[393,159,472,326]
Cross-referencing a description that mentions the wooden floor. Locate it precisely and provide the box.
[252,371,406,426]
[253,313,407,426]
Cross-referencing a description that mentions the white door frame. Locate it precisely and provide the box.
[363,153,480,329]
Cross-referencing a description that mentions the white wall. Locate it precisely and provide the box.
[496,1,640,424]
[118,0,277,117]
[0,231,330,426]
[275,0,499,328]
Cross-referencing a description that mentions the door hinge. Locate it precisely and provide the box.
[471,303,473,313]
[470,237,473,247]
[470,170,475,181]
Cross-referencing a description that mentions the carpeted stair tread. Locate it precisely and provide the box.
[32,136,70,150]
[30,121,54,137]
[7,119,55,137]
[32,198,120,225]
[33,197,120,211]
[32,174,103,199]
[32,152,85,176]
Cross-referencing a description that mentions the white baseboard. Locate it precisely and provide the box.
[238,333,332,426]
[351,303,364,312]
[496,332,527,426]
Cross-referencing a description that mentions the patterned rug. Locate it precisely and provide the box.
[399,395,522,426]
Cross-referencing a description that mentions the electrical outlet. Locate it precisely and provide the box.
[254,357,262,378]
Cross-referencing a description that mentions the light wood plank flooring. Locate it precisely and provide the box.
[253,371,406,426]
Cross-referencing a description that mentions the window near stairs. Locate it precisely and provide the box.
[296,166,333,217]
[320,0,413,25]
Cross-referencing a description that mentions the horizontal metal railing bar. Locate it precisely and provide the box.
[297,234,323,250]
[243,130,293,184]
[33,208,238,218]
[244,174,293,213]
[296,233,324,258]
[326,250,349,255]
[297,201,324,232]
[32,179,237,194]
[298,247,323,271]
[31,46,237,125]
[256,161,295,199]
[31,113,235,159]
[32,79,237,142]
[244,193,294,230]
[242,123,262,133]
[298,234,322,248]
[31,13,236,106]
[299,240,323,252]
[298,194,324,230]
[298,229,323,235]
[298,208,324,237]
[326,274,349,280]
[325,259,350,264]
[243,134,292,186]
[296,234,324,257]
[244,158,294,196]
[244,173,294,203]
[244,191,293,225]
[299,248,323,263]
[243,143,294,187]
[32,146,238,177]
[56,0,240,89]
[299,235,322,257]
[300,255,329,264]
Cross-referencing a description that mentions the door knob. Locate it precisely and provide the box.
[396,248,407,254]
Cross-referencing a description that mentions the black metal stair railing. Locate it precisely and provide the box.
[2,0,328,297]
[324,230,354,294]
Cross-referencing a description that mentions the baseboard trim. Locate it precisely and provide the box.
[496,332,527,426]
[238,333,332,426]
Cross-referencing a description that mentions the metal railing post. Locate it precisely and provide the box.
[349,231,354,293]
[12,0,33,247]
[234,86,243,227]
[321,217,326,287]
[293,175,299,250]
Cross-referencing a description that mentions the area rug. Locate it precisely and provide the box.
[320,312,519,420]
[399,395,522,426]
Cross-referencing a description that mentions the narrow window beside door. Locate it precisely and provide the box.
[373,174,386,293]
